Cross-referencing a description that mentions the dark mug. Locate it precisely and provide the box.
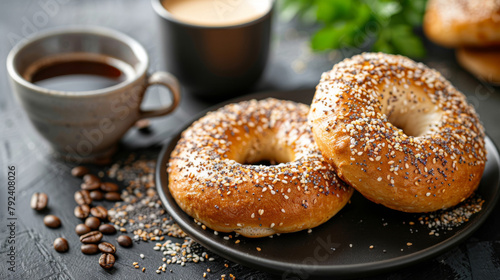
[152,0,274,99]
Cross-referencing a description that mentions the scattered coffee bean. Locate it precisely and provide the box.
[98,242,116,254]
[90,190,104,201]
[105,192,121,201]
[100,182,119,192]
[81,244,99,255]
[54,237,69,252]
[71,166,89,177]
[30,192,48,211]
[75,224,91,236]
[85,217,101,230]
[99,253,115,269]
[81,181,101,191]
[135,119,151,133]
[44,215,61,228]
[83,174,100,184]
[116,235,132,247]
[93,156,112,166]
[74,190,92,205]
[99,224,117,235]
[90,206,108,220]
[80,231,103,244]
[74,204,90,219]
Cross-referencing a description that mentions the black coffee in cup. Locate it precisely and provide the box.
[7,27,181,162]
[23,54,133,92]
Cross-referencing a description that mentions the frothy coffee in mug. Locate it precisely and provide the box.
[162,0,272,27]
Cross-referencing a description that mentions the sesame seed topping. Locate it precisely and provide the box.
[309,52,486,212]
[168,98,353,236]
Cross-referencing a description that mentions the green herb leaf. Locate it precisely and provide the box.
[311,25,344,50]
[280,0,428,58]
[390,24,426,58]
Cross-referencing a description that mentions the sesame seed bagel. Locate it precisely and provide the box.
[456,47,500,85]
[168,98,353,238]
[423,0,500,48]
[309,53,486,213]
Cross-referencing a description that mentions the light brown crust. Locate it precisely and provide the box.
[456,47,500,85]
[168,98,353,237]
[423,0,500,48]
[309,53,486,213]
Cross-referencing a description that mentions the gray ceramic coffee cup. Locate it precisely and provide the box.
[7,26,181,162]
[152,0,274,99]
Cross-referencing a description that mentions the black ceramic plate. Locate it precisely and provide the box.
[156,90,500,278]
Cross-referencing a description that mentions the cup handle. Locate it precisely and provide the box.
[139,71,181,119]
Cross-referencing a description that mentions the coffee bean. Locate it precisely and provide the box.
[75,224,91,236]
[71,166,89,177]
[81,181,100,191]
[99,224,117,235]
[74,204,90,219]
[104,192,121,201]
[116,235,132,247]
[44,215,61,228]
[81,244,99,255]
[135,119,151,133]
[99,253,115,269]
[100,182,119,192]
[98,242,116,254]
[93,156,112,165]
[54,237,69,252]
[80,231,103,244]
[74,190,92,205]
[30,192,48,211]
[90,206,108,220]
[90,190,104,201]
[85,217,101,230]
[83,174,100,184]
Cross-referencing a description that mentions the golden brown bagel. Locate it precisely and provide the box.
[456,47,500,85]
[309,53,486,213]
[423,0,500,48]
[168,98,353,238]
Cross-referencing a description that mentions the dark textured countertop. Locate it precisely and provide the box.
[1,1,500,279]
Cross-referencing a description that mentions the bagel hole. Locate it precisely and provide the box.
[386,105,443,137]
[250,160,278,166]
[234,135,294,166]
[380,85,443,137]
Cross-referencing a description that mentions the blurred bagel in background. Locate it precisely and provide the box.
[424,0,500,48]
[456,47,500,85]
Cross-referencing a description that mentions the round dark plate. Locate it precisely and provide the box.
[156,90,500,278]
